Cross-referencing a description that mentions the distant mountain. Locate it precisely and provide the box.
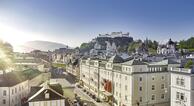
[16,40,68,52]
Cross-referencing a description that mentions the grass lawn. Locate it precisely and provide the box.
[63,88,75,100]
[22,68,41,79]
[52,63,66,69]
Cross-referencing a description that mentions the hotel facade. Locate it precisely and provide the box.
[170,68,194,106]
[0,71,29,106]
[80,55,180,106]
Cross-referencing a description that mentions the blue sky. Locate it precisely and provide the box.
[0,0,194,47]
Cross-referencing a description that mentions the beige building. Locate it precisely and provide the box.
[170,68,194,106]
[80,55,180,106]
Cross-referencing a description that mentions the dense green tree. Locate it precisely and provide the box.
[128,39,158,54]
[128,41,142,53]
[184,60,194,68]
[179,37,194,51]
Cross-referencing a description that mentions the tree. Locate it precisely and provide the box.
[184,60,194,68]
[0,40,14,70]
[128,41,142,54]
[179,37,194,50]
[0,59,7,70]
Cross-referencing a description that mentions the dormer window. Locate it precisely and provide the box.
[45,93,50,99]
[44,90,49,99]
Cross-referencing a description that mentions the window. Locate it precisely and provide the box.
[125,76,127,80]
[152,85,155,90]
[160,67,162,71]
[116,92,118,96]
[2,99,6,104]
[3,90,6,96]
[180,93,184,100]
[119,93,121,98]
[122,67,125,71]
[152,76,155,80]
[151,95,155,100]
[161,84,165,89]
[139,86,142,91]
[129,68,131,72]
[140,68,142,72]
[45,93,50,99]
[152,68,154,71]
[15,88,17,93]
[161,94,165,99]
[161,76,164,80]
[176,77,180,85]
[180,79,185,86]
[140,97,142,102]
[12,89,14,95]
[116,83,118,87]
[139,77,142,82]
[176,77,185,86]
[125,85,128,90]
[176,92,180,100]
[125,95,128,100]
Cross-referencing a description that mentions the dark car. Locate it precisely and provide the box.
[95,98,101,102]
[92,95,96,99]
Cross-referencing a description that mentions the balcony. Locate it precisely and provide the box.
[172,68,192,74]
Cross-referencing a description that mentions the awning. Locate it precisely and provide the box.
[101,91,112,97]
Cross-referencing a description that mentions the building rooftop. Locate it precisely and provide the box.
[122,59,146,65]
[148,59,180,66]
[28,83,65,102]
[0,71,28,87]
[109,55,124,63]
[171,68,194,74]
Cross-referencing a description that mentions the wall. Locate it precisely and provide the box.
[29,99,65,106]
[0,80,29,106]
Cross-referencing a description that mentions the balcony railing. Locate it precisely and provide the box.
[172,68,192,74]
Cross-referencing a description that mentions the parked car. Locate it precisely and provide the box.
[95,98,101,102]
[92,95,96,99]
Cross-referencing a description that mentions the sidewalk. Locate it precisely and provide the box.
[74,87,110,106]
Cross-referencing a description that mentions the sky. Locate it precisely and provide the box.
[0,0,194,48]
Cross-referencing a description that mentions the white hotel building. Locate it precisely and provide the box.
[170,68,194,106]
[80,55,180,106]
[0,71,29,106]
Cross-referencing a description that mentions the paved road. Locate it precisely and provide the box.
[74,87,110,106]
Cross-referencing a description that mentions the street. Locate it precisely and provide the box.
[50,68,109,106]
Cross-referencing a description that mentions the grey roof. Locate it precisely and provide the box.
[28,84,65,102]
[148,59,180,66]
[122,59,146,65]
[0,71,28,87]
[108,55,124,63]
